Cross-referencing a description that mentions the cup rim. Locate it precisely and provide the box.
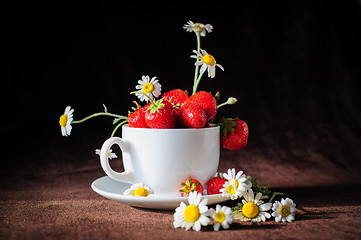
[122,124,219,132]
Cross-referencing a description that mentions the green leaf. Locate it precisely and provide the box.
[231,202,244,213]
[247,176,272,199]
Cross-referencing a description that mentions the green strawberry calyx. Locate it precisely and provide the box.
[130,91,165,114]
[146,99,165,114]
[179,176,200,196]
[217,117,240,139]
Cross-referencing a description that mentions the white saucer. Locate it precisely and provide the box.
[91,176,230,210]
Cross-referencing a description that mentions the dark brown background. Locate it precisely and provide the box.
[2,1,361,239]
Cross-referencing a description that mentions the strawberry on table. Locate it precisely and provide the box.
[179,102,207,128]
[183,91,217,120]
[207,176,227,195]
[219,118,249,150]
[179,176,204,197]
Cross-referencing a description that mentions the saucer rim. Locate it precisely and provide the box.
[91,176,230,209]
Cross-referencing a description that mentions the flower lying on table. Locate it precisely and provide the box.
[272,198,297,223]
[232,189,272,222]
[173,192,210,231]
[208,204,233,231]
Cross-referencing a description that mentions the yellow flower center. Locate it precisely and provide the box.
[229,178,239,189]
[242,202,259,219]
[192,23,204,32]
[184,205,200,223]
[279,205,290,217]
[134,187,149,197]
[59,114,68,127]
[226,185,236,195]
[215,211,226,223]
[201,54,216,66]
[142,82,154,94]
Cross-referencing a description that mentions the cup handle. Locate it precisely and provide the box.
[100,137,134,183]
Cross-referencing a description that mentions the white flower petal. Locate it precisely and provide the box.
[213,222,220,231]
[221,221,230,229]
[194,60,203,66]
[200,49,208,56]
[248,189,254,202]
[260,203,272,211]
[272,201,281,211]
[235,170,244,180]
[216,63,224,71]
[200,63,207,75]
[199,205,208,214]
[192,221,201,231]
[287,214,295,222]
[254,192,262,203]
[199,215,210,226]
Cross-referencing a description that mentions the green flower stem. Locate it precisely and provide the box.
[192,32,201,95]
[72,112,127,124]
[269,192,284,203]
[196,31,201,51]
[192,71,204,95]
[110,120,128,137]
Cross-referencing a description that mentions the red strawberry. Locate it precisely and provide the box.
[220,118,249,150]
[179,102,207,128]
[162,89,188,106]
[184,91,217,120]
[144,99,177,129]
[179,176,204,197]
[128,107,149,128]
[207,176,227,195]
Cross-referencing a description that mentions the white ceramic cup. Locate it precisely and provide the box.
[99,125,220,196]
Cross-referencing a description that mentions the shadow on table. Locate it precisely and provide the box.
[215,184,361,209]
[200,222,285,232]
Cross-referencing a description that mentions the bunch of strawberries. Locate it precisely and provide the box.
[127,89,248,151]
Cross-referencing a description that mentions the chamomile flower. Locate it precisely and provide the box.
[208,205,233,231]
[123,183,154,197]
[191,49,224,78]
[173,192,210,231]
[220,180,244,200]
[220,168,251,200]
[95,149,118,160]
[272,198,297,223]
[183,21,213,36]
[233,189,272,222]
[59,106,74,137]
[223,168,249,190]
[135,75,162,102]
